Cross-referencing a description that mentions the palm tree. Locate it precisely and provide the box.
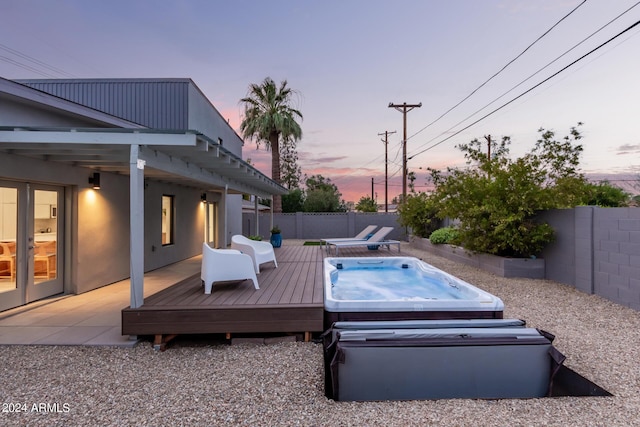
[240,77,303,213]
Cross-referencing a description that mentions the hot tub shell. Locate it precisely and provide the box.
[324,257,504,328]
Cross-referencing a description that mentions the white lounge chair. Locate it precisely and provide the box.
[201,243,259,294]
[325,226,401,255]
[320,225,378,251]
[231,234,278,274]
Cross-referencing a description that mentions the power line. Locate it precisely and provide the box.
[408,18,640,161]
[408,1,640,159]
[406,0,588,143]
[0,43,78,78]
[333,0,595,181]
[0,55,59,78]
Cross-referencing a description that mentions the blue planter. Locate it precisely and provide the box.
[270,232,282,248]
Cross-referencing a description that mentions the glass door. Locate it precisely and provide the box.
[205,202,218,247]
[29,186,63,302]
[0,181,64,312]
[0,183,20,311]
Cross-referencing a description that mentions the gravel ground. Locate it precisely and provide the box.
[2,242,640,426]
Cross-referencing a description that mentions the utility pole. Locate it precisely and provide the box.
[485,134,491,161]
[389,102,422,201]
[371,177,374,201]
[378,130,396,212]
[485,134,491,179]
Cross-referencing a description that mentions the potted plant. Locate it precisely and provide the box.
[269,226,282,248]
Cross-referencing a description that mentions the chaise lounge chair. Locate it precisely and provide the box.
[201,243,259,294]
[231,234,278,274]
[324,226,401,255]
[320,225,378,251]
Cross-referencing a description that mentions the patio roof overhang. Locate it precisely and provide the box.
[0,126,285,310]
[0,127,287,198]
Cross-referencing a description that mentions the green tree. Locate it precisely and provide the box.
[240,77,303,213]
[279,137,303,190]
[580,181,629,207]
[355,196,378,212]
[396,192,440,238]
[427,124,586,257]
[282,188,305,213]
[303,175,346,212]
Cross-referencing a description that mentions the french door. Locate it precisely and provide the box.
[0,181,64,312]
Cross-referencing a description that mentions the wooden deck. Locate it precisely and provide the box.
[122,243,401,347]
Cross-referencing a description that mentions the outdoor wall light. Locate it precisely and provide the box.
[201,193,207,202]
[89,172,101,189]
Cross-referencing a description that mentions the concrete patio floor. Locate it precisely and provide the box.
[0,255,202,347]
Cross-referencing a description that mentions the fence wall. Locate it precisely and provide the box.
[242,212,404,241]
[242,208,640,311]
[541,207,640,311]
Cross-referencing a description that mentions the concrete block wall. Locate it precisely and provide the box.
[592,208,640,311]
[241,212,404,241]
[542,207,640,311]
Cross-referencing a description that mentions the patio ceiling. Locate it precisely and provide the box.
[0,127,287,197]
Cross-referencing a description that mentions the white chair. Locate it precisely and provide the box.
[201,243,259,294]
[231,235,278,274]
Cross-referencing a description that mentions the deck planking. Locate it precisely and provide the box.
[121,243,402,341]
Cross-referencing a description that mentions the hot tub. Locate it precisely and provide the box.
[324,257,503,328]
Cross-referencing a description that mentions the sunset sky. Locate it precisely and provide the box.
[1,1,639,202]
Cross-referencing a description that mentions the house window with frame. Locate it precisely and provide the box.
[162,195,174,245]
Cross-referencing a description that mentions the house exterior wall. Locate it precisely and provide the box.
[142,180,206,272]
[187,83,244,157]
[1,79,276,302]
[0,150,206,294]
[17,79,245,157]
[17,79,190,129]
[0,92,108,127]
[0,92,207,295]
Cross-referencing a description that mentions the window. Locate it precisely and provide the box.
[162,195,174,245]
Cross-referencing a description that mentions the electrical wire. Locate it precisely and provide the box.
[328,0,593,186]
[405,0,588,142]
[408,18,640,161]
[0,43,78,78]
[408,1,640,159]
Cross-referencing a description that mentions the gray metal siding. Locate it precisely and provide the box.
[18,80,189,129]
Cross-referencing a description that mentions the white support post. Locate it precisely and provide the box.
[219,185,228,248]
[270,195,274,232]
[254,196,259,236]
[129,144,145,308]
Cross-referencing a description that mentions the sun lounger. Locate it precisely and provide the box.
[321,225,378,243]
[325,226,401,255]
[320,225,378,251]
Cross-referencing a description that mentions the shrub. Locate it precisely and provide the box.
[429,227,459,245]
[396,192,440,238]
[580,181,630,207]
[427,125,586,258]
[248,235,262,241]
